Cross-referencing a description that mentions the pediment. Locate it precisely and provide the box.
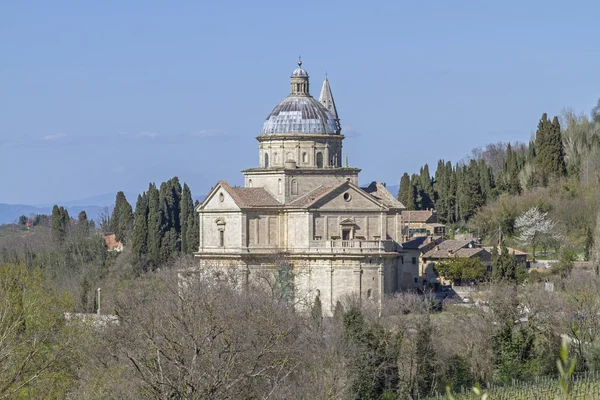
[310,182,387,211]
[197,182,242,212]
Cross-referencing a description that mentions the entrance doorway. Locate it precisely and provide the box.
[342,229,351,241]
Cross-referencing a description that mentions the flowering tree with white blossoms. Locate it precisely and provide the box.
[515,207,560,260]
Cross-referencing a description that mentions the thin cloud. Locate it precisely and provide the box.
[190,129,223,138]
[42,133,68,141]
[136,132,159,138]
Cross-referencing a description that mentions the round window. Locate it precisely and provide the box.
[343,192,351,202]
[219,193,224,202]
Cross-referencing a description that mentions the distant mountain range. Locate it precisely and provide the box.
[0,192,206,225]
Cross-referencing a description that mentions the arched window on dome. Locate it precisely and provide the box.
[278,179,282,195]
[302,152,308,164]
[264,153,269,168]
[286,152,293,161]
[248,179,253,188]
[316,152,323,168]
[291,179,298,195]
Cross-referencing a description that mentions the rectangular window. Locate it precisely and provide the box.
[412,257,417,265]
[414,277,418,283]
[400,256,404,264]
[219,230,224,247]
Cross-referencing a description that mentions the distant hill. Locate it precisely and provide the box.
[0,204,108,225]
[1,191,207,226]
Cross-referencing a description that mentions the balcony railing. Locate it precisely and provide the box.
[308,239,397,253]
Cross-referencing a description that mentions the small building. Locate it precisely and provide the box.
[102,233,123,252]
[401,209,445,239]
[421,239,492,288]
[483,245,528,265]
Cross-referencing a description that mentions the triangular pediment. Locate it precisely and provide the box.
[310,182,388,211]
[197,181,242,212]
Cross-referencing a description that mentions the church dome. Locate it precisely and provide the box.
[261,61,339,135]
[262,96,338,134]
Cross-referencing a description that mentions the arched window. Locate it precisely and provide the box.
[278,178,282,195]
[291,179,298,195]
[286,152,293,161]
[302,152,308,163]
[316,152,323,168]
[215,219,226,247]
[248,179,253,188]
[274,152,279,164]
[264,153,269,168]
[367,289,372,299]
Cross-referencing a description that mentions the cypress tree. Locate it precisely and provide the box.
[434,160,449,221]
[111,192,133,243]
[407,175,418,210]
[51,205,70,244]
[550,116,567,178]
[147,184,161,265]
[398,173,411,208]
[186,201,200,254]
[180,183,194,254]
[132,193,149,261]
[76,210,90,237]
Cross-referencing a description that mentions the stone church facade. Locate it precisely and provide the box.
[191,61,407,314]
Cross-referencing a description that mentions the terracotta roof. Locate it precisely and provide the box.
[402,210,437,223]
[402,236,444,251]
[423,246,489,259]
[362,181,405,209]
[288,185,336,207]
[422,239,476,258]
[219,181,281,208]
[484,246,528,256]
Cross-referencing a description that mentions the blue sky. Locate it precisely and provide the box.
[1,1,599,204]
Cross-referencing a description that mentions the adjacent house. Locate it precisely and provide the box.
[401,209,445,239]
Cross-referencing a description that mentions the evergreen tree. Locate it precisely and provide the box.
[132,193,149,262]
[414,317,435,398]
[408,174,419,210]
[397,173,411,208]
[536,114,566,185]
[186,201,200,255]
[51,205,69,244]
[159,178,183,256]
[76,210,90,237]
[180,183,194,254]
[146,184,162,265]
[111,192,133,244]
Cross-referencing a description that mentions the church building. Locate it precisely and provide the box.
[191,61,408,314]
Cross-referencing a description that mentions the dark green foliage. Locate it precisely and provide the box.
[18,215,27,225]
[132,193,149,264]
[180,183,194,254]
[536,114,566,185]
[342,307,399,399]
[493,323,538,384]
[434,257,487,284]
[51,205,70,244]
[111,192,133,244]
[415,317,436,398]
[146,184,161,265]
[186,205,199,255]
[491,241,522,283]
[398,173,412,208]
[76,210,90,237]
[159,178,183,257]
